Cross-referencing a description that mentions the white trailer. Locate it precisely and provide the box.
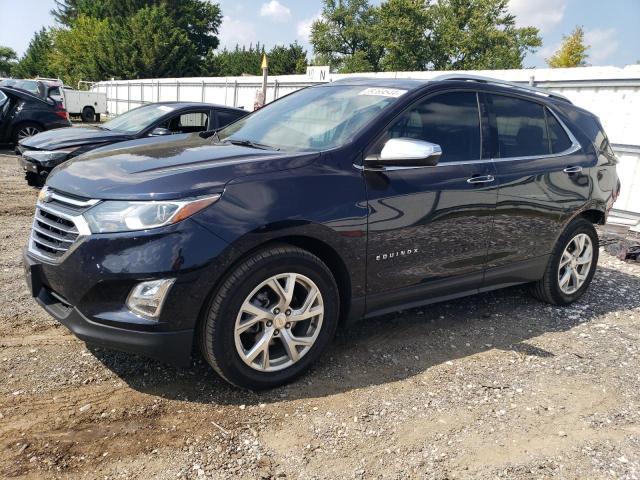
[62,88,108,122]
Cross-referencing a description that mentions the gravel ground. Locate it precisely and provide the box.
[1,150,639,479]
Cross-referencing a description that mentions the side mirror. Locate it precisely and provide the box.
[149,127,173,137]
[366,138,442,168]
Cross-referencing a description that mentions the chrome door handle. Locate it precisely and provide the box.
[563,166,583,174]
[467,174,495,184]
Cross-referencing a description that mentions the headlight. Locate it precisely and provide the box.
[23,147,79,165]
[83,195,221,233]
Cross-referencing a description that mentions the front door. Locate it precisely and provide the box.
[364,90,498,314]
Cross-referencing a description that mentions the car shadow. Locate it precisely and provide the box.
[87,264,640,406]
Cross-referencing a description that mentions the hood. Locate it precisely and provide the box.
[19,126,133,151]
[46,133,318,200]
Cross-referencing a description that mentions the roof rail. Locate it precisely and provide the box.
[434,74,572,104]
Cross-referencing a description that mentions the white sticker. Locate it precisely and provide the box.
[358,87,407,98]
[157,105,175,112]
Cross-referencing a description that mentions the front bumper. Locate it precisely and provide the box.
[23,218,230,365]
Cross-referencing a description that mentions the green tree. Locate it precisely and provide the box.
[49,16,110,85]
[547,26,589,68]
[11,29,56,79]
[112,5,201,78]
[51,0,222,59]
[0,46,17,77]
[205,44,265,77]
[429,0,542,70]
[266,43,308,75]
[310,0,382,73]
[373,0,431,71]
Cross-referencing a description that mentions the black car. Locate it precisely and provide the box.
[18,101,248,186]
[23,76,619,390]
[0,86,71,145]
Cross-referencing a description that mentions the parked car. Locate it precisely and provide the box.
[18,101,248,186]
[23,76,620,389]
[0,86,70,145]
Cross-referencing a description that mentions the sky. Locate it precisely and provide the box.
[1,0,639,69]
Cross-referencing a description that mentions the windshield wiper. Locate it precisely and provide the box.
[224,139,279,151]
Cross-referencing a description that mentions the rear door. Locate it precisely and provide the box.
[484,93,592,280]
[364,90,498,313]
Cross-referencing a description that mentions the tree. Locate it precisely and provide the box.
[266,43,308,75]
[373,0,432,71]
[51,0,222,60]
[48,16,110,85]
[310,0,541,73]
[428,0,542,70]
[310,0,382,73]
[0,46,17,77]
[11,29,56,79]
[547,26,589,68]
[205,44,265,77]
[204,43,308,77]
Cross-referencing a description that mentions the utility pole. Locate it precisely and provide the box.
[255,53,268,110]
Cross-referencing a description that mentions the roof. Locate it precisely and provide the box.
[327,75,571,104]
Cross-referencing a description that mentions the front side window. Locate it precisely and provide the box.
[218,85,403,151]
[375,91,481,163]
[489,94,549,158]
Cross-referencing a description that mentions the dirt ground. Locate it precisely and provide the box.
[1,150,639,480]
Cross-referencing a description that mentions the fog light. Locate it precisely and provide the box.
[126,279,175,320]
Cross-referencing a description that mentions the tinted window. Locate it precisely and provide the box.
[217,110,245,128]
[383,91,481,163]
[489,95,549,158]
[546,109,572,153]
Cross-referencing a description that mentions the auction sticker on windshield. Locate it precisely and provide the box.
[157,105,175,112]
[358,87,407,98]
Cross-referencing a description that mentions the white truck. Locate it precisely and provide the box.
[62,87,108,122]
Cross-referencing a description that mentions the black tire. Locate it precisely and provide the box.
[12,122,42,144]
[81,106,95,123]
[199,245,339,390]
[531,217,599,305]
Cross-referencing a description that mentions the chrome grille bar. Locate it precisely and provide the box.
[28,189,96,262]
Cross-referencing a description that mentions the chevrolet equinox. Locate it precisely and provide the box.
[24,76,620,389]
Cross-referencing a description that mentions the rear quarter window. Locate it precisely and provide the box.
[546,109,573,153]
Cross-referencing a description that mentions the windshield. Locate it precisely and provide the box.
[104,104,176,133]
[218,85,405,151]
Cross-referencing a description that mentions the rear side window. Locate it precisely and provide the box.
[384,91,481,163]
[217,109,245,128]
[489,94,549,158]
[546,110,573,153]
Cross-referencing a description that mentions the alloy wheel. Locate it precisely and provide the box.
[234,273,324,372]
[557,233,593,295]
[18,126,40,140]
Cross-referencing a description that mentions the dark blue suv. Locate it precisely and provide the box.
[23,76,620,389]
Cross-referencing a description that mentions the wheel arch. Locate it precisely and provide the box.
[579,208,606,225]
[194,234,356,353]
